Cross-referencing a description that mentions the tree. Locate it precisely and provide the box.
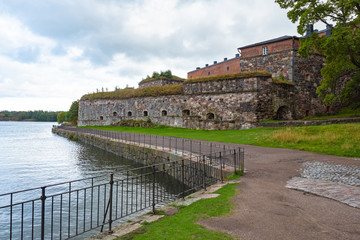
[275,0,360,105]
[68,101,79,125]
[57,111,66,123]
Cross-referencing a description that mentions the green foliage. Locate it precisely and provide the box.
[139,70,185,84]
[0,110,60,122]
[275,0,360,104]
[68,101,79,125]
[117,183,238,240]
[81,84,183,100]
[57,111,67,124]
[184,71,272,83]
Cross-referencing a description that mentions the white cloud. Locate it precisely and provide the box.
[0,0,301,111]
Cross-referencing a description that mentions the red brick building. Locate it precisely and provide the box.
[187,35,301,80]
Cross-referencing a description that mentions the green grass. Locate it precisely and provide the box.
[184,71,271,83]
[139,76,184,84]
[84,123,360,157]
[80,84,183,101]
[116,183,238,240]
[302,106,360,120]
[226,170,244,180]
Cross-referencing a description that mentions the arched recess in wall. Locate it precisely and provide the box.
[206,112,215,120]
[128,111,132,117]
[143,111,148,117]
[100,116,104,120]
[113,112,117,116]
[161,110,167,116]
[182,109,190,116]
[276,106,292,120]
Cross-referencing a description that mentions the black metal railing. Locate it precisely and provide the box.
[0,148,243,240]
[54,125,238,159]
[0,127,244,239]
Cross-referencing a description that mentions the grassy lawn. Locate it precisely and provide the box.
[117,183,238,240]
[84,123,360,157]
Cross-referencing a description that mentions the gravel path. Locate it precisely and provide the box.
[199,144,360,240]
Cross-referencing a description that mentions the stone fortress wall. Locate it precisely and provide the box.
[78,34,330,130]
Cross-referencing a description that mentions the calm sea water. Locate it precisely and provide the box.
[0,121,143,194]
[0,121,155,239]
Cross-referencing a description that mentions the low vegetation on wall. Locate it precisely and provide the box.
[80,84,183,101]
[184,71,272,83]
[139,70,184,84]
[272,74,295,85]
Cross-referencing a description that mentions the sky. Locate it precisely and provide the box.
[0,0,302,111]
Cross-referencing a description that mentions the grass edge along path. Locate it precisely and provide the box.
[84,123,360,158]
[117,183,239,240]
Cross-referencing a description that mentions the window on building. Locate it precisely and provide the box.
[113,112,117,116]
[208,72,210,75]
[206,112,215,120]
[262,46,268,55]
[100,116,104,120]
[182,109,190,116]
[128,111,132,117]
[143,111,148,117]
[161,110,167,116]
[227,66,230,71]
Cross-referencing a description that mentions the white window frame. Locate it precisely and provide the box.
[262,46,268,55]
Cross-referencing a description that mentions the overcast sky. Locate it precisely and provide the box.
[0,0,301,111]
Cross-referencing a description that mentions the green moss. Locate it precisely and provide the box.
[81,84,183,101]
[272,74,294,85]
[184,71,271,83]
[139,76,184,85]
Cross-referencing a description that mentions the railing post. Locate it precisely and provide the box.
[190,140,192,159]
[220,152,223,183]
[203,155,206,190]
[152,166,156,214]
[233,150,237,174]
[109,174,114,233]
[182,159,185,200]
[182,139,184,156]
[40,186,47,240]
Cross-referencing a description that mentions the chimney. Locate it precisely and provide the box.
[305,24,314,37]
[205,64,209,67]
[213,61,217,64]
[235,53,240,58]
[224,58,227,61]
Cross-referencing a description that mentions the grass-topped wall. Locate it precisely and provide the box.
[81,84,183,101]
[139,76,184,85]
[184,71,271,83]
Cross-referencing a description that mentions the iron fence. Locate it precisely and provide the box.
[0,126,244,239]
[54,126,237,159]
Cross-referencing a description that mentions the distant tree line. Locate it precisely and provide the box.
[0,110,60,122]
[57,101,79,125]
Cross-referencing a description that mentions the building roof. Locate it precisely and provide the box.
[238,35,299,50]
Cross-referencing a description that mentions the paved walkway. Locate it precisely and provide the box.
[199,144,360,240]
